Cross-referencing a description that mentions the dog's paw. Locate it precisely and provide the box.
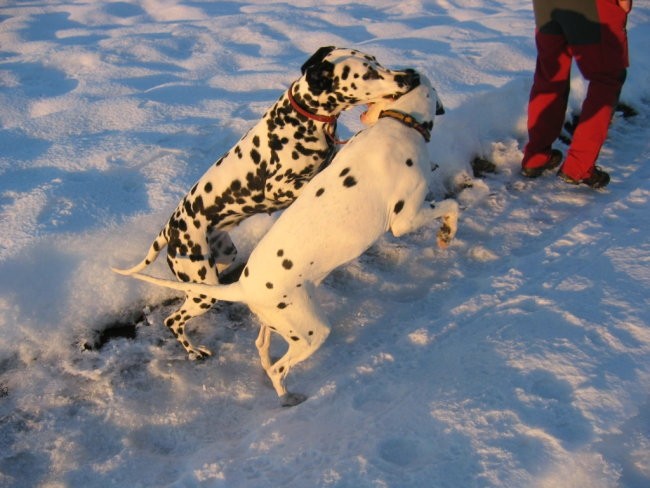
[280,392,307,407]
[188,346,212,361]
[436,222,453,248]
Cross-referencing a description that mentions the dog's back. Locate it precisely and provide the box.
[240,85,436,297]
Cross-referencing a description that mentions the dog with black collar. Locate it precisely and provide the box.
[115,73,459,406]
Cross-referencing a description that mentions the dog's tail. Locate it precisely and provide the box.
[112,230,168,275]
[111,269,246,303]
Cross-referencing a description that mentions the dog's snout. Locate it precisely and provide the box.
[395,68,421,90]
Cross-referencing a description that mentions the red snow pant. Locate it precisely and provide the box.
[522,0,629,180]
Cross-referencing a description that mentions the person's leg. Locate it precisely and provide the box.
[559,1,629,180]
[522,30,572,170]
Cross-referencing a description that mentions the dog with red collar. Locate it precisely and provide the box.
[113,46,419,360]
[115,73,458,406]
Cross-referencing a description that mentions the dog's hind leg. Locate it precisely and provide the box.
[165,250,220,359]
[251,286,331,406]
[255,325,273,371]
[163,293,217,359]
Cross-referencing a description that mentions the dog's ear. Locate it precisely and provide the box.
[304,60,335,95]
[436,99,445,116]
[301,46,335,74]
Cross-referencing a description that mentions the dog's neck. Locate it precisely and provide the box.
[287,82,338,124]
[290,79,356,118]
[378,110,431,142]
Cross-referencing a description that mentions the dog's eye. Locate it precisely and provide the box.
[363,69,382,81]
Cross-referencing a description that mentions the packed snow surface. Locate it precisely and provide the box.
[1,1,649,487]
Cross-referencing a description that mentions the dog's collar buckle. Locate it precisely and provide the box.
[288,82,338,125]
[378,109,431,142]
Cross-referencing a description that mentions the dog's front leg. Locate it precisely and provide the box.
[390,198,459,247]
[426,199,459,248]
[435,202,459,248]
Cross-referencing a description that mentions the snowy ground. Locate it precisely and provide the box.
[1,1,649,487]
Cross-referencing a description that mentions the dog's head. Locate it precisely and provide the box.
[297,47,421,114]
[360,72,444,129]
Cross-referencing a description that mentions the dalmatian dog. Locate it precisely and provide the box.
[114,73,459,406]
[113,46,420,360]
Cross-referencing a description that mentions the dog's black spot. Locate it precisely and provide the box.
[198,266,207,280]
[243,267,249,277]
[190,245,203,260]
[405,158,413,167]
[204,182,213,193]
[250,149,261,164]
[339,168,350,177]
[277,249,284,257]
[394,200,404,214]
[362,67,382,81]
[308,331,313,336]
[316,188,325,197]
[278,302,288,309]
[343,175,357,188]
[266,282,274,289]
[253,135,260,147]
[279,366,285,373]
[269,135,289,151]
[290,336,300,341]
[282,259,293,270]
[178,272,191,282]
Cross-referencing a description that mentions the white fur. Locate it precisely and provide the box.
[114,75,459,406]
